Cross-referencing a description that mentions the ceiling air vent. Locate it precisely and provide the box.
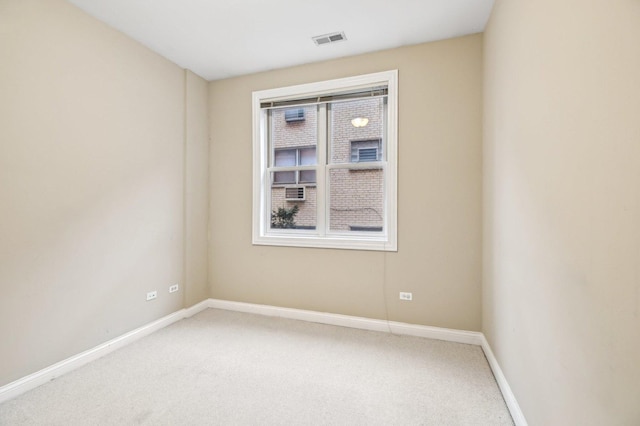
[312,31,347,46]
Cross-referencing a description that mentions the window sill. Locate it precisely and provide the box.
[252,234,397,252]
[271,184,317,188]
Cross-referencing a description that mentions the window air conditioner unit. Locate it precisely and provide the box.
[285,108,305,122]
[285,186,305,201]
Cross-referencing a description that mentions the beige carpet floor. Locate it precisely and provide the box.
[0,308,513,425]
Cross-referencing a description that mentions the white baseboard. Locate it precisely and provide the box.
[0,300,209,405]
[480,335,528,426]
[207,298,483,345]
[184,299,211,318]
[0,298,526,426]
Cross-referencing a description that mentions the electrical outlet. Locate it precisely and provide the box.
[169,284,179,293]
[399,292,412,301]
[146,291,157,301]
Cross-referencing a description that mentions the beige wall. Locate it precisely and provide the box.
[483,0,640,424]
[209,35,483,330]
[0,0,208,386]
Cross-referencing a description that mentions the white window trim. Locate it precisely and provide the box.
[252,70,398,252]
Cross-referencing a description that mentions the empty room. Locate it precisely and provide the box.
[1,0,639,424]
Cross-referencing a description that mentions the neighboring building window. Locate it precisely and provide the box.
[273,147,317,185]
[252,70,398,251]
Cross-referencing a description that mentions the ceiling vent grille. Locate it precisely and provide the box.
[312,32,347,46]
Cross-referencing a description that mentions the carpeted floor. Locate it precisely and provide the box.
[0,309,513,425]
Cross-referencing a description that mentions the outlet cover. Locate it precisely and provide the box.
[146,291,157,301]
[399,292,412,301]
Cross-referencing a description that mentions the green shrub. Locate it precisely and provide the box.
[271,204,299,229]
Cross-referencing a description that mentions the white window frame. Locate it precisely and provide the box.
[252,70,398,251]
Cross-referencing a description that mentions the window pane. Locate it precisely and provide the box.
[299,147,316,165]
[269,106,317,230]
[330,98,384,164]
[274,149,296,167]
[299,170,316,183]
[328,168,384,233]
[270,186,317,230]
[273,171,295,184]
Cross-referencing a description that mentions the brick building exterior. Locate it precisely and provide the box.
[270,98,385,232]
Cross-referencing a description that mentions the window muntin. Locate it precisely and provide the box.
[253,70,398,251]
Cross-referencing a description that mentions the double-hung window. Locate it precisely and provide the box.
[252,70,398,251]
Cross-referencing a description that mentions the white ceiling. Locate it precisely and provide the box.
[67,0,494,81]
